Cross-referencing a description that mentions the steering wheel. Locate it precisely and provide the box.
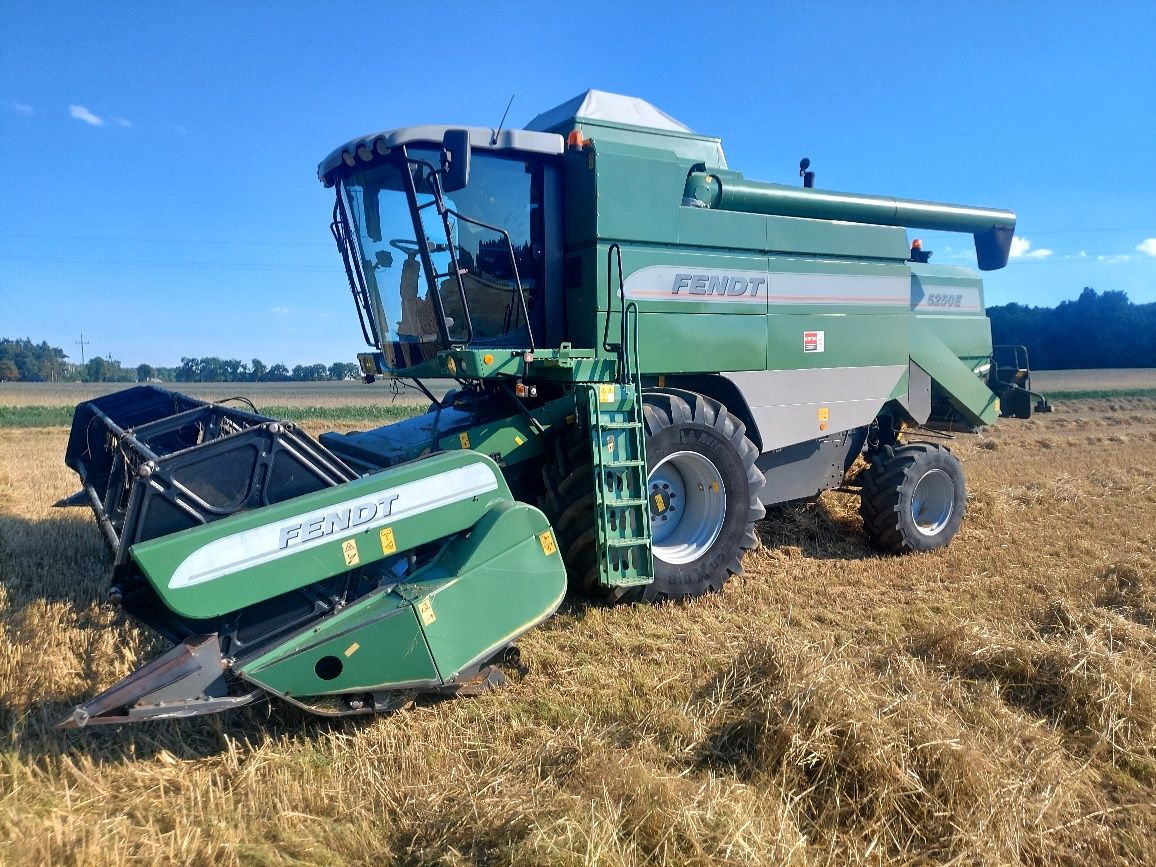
[390,237,451,258]
[389,239,422,260]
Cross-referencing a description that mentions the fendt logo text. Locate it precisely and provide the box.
[671,273,767,297]
[278,493,400,549]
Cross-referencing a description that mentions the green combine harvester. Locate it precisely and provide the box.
[57,91,1047,727]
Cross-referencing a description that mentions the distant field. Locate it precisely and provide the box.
[0,403,423,430]
[0,380,453,408]
[3,371,1156,428]
[0,380,451,428]
[1031,368,1156,399]
[1031,368,1156,390]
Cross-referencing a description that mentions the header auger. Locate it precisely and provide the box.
[57,91,1041,727]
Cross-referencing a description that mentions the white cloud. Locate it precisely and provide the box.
[1137,238,1156,257]
[1097,254,1131,264]
[272,306,290,315]
[69,104,104,126]
[1009,237,1052,260]
[112,116,132,128]
[3,100,34,114]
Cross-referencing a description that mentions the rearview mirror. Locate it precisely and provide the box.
[441,129,471,192]
[363,183,382,242]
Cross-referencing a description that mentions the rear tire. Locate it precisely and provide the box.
[859,442,966,553]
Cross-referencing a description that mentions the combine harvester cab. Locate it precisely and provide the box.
[59,90,1045,728]
[56,386,565,727]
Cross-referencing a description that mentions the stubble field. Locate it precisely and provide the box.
[2,387,1155,865]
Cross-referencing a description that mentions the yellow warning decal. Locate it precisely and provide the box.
[818,407,830,421]
[417,597,436,625]
[598,383,616,403]
[538,530,557,557]
[657,375,666,387]
[341,539,360,567]
[344,642,360,657]
[514,435,524,446]
[380,527,396,555]
[711,482,720,493]
[459,431,471,448]
[654,492,666,513]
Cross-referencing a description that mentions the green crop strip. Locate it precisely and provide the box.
[0,406,73,426]
[0,404,424,428]
[257,405,423,423]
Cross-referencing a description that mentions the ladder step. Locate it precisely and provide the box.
[585,379,654,590]
[609,576,653,587]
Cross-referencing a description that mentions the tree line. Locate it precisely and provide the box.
[171,357,361,383]
[0,339,362,383]
[987,288,1156,370]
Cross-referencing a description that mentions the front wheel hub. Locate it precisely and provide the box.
[910,468,955,535]
[648,450,726,564]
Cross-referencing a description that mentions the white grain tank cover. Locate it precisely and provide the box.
[525,89,695,133]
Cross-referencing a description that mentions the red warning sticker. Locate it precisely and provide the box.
[803,330,825,352]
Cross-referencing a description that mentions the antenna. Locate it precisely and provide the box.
[75,333,90,364]
[490,94,515,146]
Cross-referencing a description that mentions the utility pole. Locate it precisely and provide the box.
[75,333,91,365]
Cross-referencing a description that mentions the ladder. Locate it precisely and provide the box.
[583,242,653,589]
[583,381,653,588]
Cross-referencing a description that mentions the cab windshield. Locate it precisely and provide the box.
[337,145,544,371]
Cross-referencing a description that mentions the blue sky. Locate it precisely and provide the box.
[2,2,1154,368]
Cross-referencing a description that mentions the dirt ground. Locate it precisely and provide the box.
[2,396,1155,865]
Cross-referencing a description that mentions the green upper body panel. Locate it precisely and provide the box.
[323,92,1011,429]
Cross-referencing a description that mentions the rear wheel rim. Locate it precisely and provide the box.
[911,468,954,536]
[648,451,726,564]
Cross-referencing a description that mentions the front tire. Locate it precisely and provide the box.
[627,391,765,602]
[859,442,966,553]
[541,390,765,603]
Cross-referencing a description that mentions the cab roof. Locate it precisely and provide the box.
[318,90,725,187]
[317,126,563,188]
